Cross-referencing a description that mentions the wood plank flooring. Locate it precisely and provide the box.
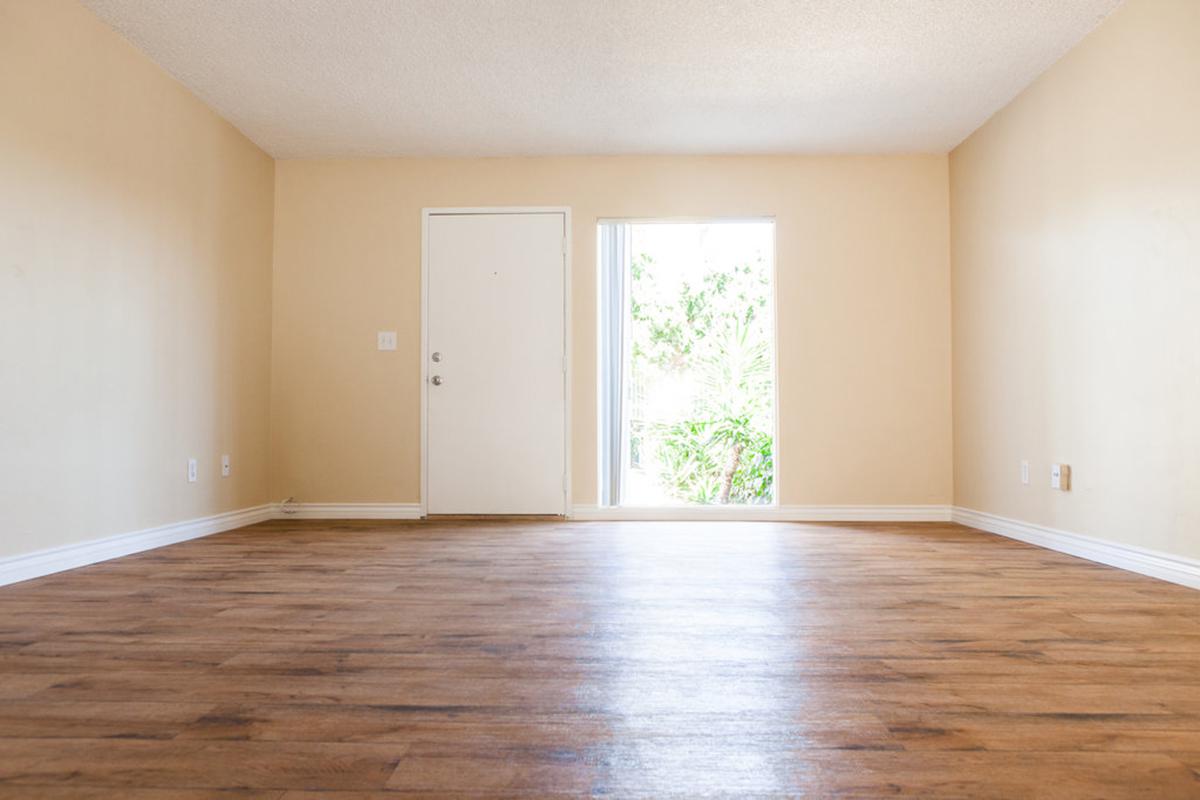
[1,519,1198,798]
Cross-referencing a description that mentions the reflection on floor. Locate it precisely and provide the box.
[1,519,1198,797]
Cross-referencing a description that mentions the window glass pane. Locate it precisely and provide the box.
[623,221,776,506]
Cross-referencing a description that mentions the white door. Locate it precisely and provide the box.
[425,211,568,515]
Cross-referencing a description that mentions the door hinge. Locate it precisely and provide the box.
[562,355,568,373]
[563,472,568,492]
[562,236,568,256]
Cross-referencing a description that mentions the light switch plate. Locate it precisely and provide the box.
[221,454,231,477]
[377,331,397,351]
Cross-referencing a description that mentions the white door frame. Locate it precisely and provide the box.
[420,207,573,517]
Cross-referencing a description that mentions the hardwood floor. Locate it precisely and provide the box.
[1,519,1199,798]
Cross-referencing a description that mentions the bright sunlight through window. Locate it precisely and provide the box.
[599,220,777,507]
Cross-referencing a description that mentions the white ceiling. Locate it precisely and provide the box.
[81,0,1122,159]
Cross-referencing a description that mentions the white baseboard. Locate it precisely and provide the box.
[952,507,1200,590]
[571,504,952,522]
[0,504,275,588]
[275,503,424,520]
[8,501,1192,593]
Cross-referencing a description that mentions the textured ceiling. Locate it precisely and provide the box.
[81,0,1122,158]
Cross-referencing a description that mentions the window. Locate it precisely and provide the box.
[599,220,777,507]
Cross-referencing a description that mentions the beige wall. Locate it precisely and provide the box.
[950,0,1200,557]
[5,0,1192,569]
[0,0,275,558]
[270,156,953,507]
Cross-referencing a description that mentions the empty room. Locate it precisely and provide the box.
[1,0,1198,796]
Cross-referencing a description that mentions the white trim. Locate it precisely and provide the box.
[277,503,424,520]
[597,216,778,225]
[9,500,1191,595]
[562,212,574,515]
[423,207,571,216]
[952,507,1200,590]
[571,504,952,521]
[0,504,274,588]
[420,207,572,517]
[420,210,431,517]
[766,220,781,505]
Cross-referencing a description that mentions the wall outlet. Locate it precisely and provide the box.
[1051,463,1071,491]
[221,454,231,478]
[1020,460,1030,485]
[187,458,198,483]
[377,331,397,351]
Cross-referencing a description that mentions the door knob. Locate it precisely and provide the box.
[431,352,442,362]
[431,375,443,386]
